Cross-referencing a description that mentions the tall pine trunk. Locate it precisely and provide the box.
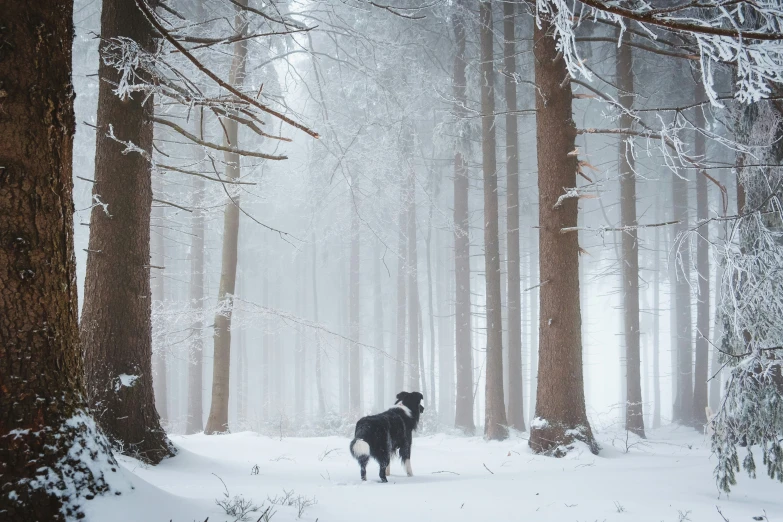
[504,0,525,432]
[528,5,596,455]
[480,1,509,441]
[349,199,362,413]
[692,82,710,427]
[374,240,386,411]
[672,144,693,425]
[205,6,247,433]
[0,5,121,517]
[151,177,168,424]
[653,192,662,429]
[407,163,421,392]
[395,180,408,393]
[453,0,475,434]
[80,0,173,462]
[312,234,326,417]
[186,113,206,434]
[617,32,645,437]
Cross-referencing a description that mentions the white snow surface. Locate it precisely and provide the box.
[85,426,782,522]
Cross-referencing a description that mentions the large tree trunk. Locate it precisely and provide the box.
[452,0,474,434]
[407,163,421,392]
[349,199,362,413]
[617,32,645,437]
[504,0,525,432]
[480,1,509,441]
[205,7,247,433]
[692,82,710,427]
[374,239,386,411]
[0,5,121,518]
[672,145,693,426]
[528,6,596,455]
[80,0,173,462]
[395,181,408,394]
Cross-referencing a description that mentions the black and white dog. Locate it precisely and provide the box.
[349,391,424,482]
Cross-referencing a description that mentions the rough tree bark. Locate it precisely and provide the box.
[205,5,247,433]
[504,0,525,432]
[453,0,475,435]
[0,4,121,518]
[438,230,455,423]
[80,0,173,462]
[617,32,645,437]
[480,1,509,441]
[692,82,710,427]
[528,5,597,455]
[349,195,362,413]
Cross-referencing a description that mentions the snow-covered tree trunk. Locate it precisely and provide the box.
[0,3,121,517]
[80,0,173,462]
[713,95,783,492]
[528,3,596,455]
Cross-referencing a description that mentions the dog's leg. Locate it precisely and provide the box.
[385,464,391,477]
[359,455,369,481]
[379,454,390,483]
[400,444,413,477]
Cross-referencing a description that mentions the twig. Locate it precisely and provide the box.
[431,470,460,475]
[482,463,494,475]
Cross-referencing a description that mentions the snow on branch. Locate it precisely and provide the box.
[537,0,783,104]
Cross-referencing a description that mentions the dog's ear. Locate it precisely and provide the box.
[396,391,409,402]
[411,391,424,402]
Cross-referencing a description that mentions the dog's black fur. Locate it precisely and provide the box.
[349,391,424,482]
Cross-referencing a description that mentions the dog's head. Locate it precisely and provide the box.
[395,391,424,427]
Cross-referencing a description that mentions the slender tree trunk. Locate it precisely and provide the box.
[407,163,421,392]
[653,192,662,429]
[79,0,173,462]
[452,0,474,434]
[374,240,386,411]
[205,7,247,433]
[295,261,305,418]
[617,32,645,437]
[672,143,694,426]
[185,113,206,434]
[479,1,509,441]
[426,195,437,410]
[504,0,524,432]
[692,82,710,427]
[395,183,408,394]
[528,5,596,455]
[438,231,455,423]
[350,199,362,413]
[312,233,326,417]
[0,6,121,517]
[418,296,428,399]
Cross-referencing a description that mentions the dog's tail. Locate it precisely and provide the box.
[350,438,370,460]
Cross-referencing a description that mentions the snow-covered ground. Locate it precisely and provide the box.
[86,426,782,522]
